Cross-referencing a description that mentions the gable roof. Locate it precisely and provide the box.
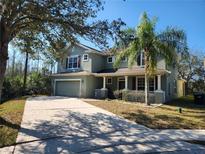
[66,42,106,56]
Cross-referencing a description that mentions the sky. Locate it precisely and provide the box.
[9,0,205,64]
[82,0,205,56]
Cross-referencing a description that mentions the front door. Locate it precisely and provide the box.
[118,80,125,90]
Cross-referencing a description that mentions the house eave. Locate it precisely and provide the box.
[94,69,171,77]
[50,71,94,77]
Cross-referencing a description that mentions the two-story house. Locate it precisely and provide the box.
[51,43,184,103]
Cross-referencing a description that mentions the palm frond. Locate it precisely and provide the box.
[114,38,141,68]
[153,38,176,66]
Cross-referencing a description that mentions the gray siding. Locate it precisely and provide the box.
[91,54,105,72]
[157,57,166,69]
[85,76,102,97]
[57,44,167,73]
[103,55,166,70]
[57,45,94,73]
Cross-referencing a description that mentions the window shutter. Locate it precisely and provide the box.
[66,58,68,69]
[137,54,141,66]
[78,55,81,68]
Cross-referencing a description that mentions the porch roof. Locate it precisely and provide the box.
[94,68,171,77]
[51,71,93,77]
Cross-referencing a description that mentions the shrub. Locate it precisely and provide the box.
[2,76,24,101]
[122,90,155,103]
[2,72,51,101]
[26,72,51,95]
[113,90,122,99]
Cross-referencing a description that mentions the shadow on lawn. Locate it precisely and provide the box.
[0,117,20,130]
[166,96,205,110]
[121,110,199,129]
[0,117,20,147]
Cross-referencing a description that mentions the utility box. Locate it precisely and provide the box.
[193,93,205,105]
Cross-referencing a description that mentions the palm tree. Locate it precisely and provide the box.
[114,12,187,105]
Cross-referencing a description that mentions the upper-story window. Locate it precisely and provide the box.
[137,52,145,67]
[67,56,80,69]
[83,54,89,61]
[107,56,114,63]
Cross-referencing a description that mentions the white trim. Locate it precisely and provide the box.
[67,55,80,69]
[66,43,104,55]
[82,54,89,62]
[135,76,156,91]
[137,77,145,91]
[107,56,114,63]
[137,52,145,67]
[117,77,125,90]
[54,79,82,97]
[136,76,138,91]
[157,75,161,91]
[121,57,127,62]
[140,52,144,67]
[106,77,112,84]
[125,76,128,90]
[102,76,106,89]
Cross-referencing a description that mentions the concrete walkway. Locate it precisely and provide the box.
[1,96,205,154]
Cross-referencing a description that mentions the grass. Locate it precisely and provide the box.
[86,95,205,129]
[0,97,26,148]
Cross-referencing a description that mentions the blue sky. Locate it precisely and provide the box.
[82,0,205,55]
[9,0,205,61]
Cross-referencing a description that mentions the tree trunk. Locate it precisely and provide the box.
[0,17,9,103]
[145,72,149,105]
[0,52,7,103]
[23,51,29,95]
[144,49,150,105]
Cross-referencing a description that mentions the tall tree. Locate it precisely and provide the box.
[114,12,187,105]
[0,0,124,102]
[114,28,136,49]
[177,54,203,93]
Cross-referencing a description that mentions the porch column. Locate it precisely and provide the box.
[157,74,161,91]
[125,76,128,90]
[103,76,106,89]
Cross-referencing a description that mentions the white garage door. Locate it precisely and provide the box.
[55,80,80,97]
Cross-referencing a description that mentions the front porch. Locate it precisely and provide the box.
[94,71,167,104]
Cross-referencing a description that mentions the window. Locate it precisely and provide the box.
[168,83,171,96]
[137,77,155,91]
[107,56,114,63]
[121,57,127,62]
[67,56,80,69]
[149,78,155,91]
[137,52,145,67]
[83,54,89,61]
[137,78,145,90]
[106,77,112,84]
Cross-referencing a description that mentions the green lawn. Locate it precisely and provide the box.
[86,96,205,129]
[0,98,26,148]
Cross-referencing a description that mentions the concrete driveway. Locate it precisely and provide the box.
[2,96,205,154]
